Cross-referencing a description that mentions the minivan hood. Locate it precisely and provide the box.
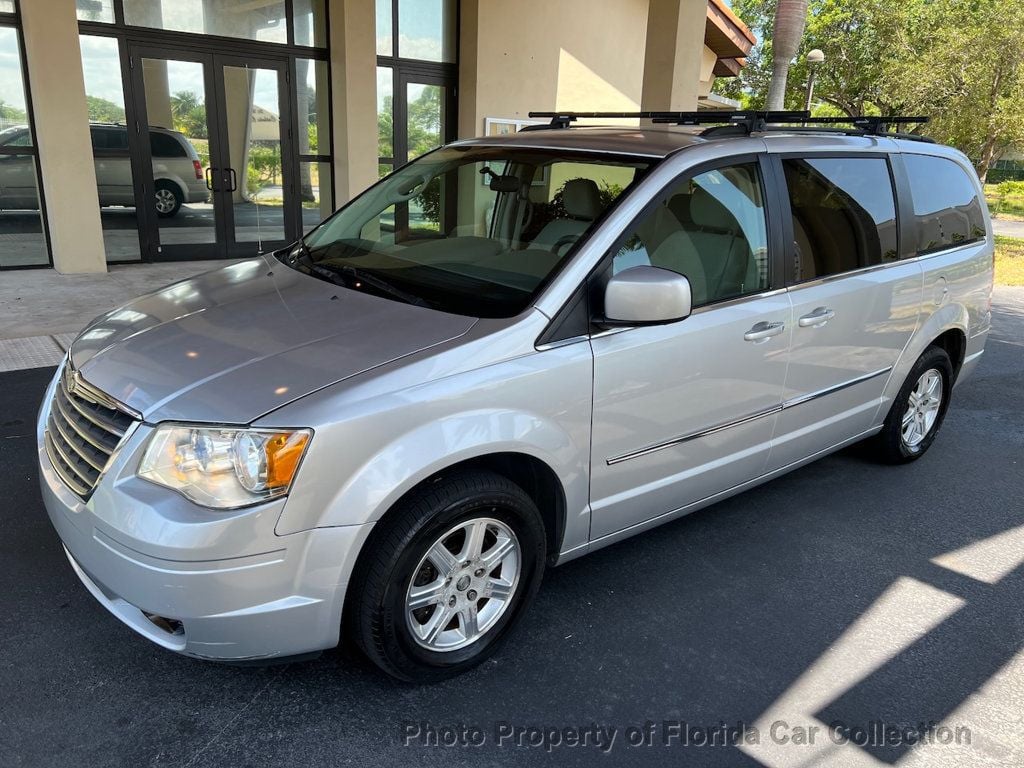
[69,257,477,423]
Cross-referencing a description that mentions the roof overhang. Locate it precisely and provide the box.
[705,0,756,74]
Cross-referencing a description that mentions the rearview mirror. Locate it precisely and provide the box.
[603,266,692,325]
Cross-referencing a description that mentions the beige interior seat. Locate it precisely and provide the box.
[530,178,603,252]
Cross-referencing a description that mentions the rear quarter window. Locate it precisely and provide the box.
[903,154,986,255]
[149,132,188,158]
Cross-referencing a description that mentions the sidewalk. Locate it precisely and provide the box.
[0,259,238,372]
[992,217,1024,239]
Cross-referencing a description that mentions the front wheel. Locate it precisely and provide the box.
[349,470,546,682]
[872,346,953,464]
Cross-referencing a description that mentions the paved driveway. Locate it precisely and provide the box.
[2,289,1022,768]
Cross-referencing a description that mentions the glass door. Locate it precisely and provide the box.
[393,72,455,236]
[213,55,296,257]
[127,46,297,260]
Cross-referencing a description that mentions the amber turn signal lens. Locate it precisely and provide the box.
[265,432,310,488]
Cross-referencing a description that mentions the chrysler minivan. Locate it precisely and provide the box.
[0,123,208,217]
[37,113,992,681]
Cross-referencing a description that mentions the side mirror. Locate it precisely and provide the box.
[603,266,692,325]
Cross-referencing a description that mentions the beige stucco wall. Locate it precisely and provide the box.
[459,0,714,138]
[459,0,651,136]
[329,0,378,205]
[20,0,107,273]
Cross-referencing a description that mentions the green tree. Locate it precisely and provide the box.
[717,0,1024,181]
[85,95,126,123]
[169,90,208,139]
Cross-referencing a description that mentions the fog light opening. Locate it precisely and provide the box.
[143,612,184,636]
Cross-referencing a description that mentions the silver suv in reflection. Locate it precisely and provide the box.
[38,114,993,682]
[0,123,208,218]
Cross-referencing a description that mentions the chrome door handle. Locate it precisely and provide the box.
[798,307,836,327]
[743,321,785,342]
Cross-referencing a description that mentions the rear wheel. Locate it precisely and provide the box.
[154,180,183,218]
[349,470,546,682]
[872,346,953,463]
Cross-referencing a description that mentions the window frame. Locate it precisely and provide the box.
[591,152,784,317]
[768,151,903,289]
[0,8,55,270]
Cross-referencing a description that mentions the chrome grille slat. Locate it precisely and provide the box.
[51,391,118,453]
[44,362,139,500]
[44,433,91,496]
[56,384,127,438]
[45,424,97,486]
[48,412,106,472]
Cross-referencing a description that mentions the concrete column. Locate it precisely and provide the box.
[20,0,106,273]
[641,0,707,112]
[141,60,174,129]
[456,0,479,140]
[329,0,377,206]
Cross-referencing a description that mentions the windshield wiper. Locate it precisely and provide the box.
[338,265,431,308]
[284,240,429,309]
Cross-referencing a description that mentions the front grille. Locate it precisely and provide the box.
[44,363,138,499]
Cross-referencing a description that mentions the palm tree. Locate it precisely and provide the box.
[765,0,809,111]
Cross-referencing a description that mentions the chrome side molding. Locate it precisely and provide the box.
[607,366,893,465]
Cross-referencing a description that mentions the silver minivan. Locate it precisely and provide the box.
[37,113,993,681]
[0,123,208,217]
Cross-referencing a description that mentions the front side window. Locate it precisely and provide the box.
[612,162,770,307]
[783,157,898,281]
[903,154,986,254]
[295,147,652,318]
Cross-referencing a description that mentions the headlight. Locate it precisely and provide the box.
[138,425,312,509]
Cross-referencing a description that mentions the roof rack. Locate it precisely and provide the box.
[525,110,933,142]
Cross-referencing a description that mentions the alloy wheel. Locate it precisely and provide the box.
[405,517,521,652]
[901,368,943,448]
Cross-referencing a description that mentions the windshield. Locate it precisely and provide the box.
[290,146,653,317]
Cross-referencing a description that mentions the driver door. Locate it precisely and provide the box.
[589,156,792,540]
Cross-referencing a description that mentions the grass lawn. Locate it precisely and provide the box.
[986,183,1024,221]
[995,235,1024,285]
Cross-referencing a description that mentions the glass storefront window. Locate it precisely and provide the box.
[398,0,456,63]
[0,1,14,14]
[123,0,288,44]
[293,0,326,47]
[297,59,330,157]
[76,0,114,22]
[80,34,141,261]
[300,161,333,229]
[0,25,49,267]
[375,0,392,56]
[377,66,393,161]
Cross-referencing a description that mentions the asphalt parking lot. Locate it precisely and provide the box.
[2,288,1022,768]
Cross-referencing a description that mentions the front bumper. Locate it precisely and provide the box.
[37,369,373,662]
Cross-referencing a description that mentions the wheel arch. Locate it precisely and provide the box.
[928,327,967,379]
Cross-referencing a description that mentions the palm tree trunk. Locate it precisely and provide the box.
[766,0,809,111]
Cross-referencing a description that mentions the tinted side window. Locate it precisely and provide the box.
[91,127,128,151]
[612,162,770,307]
[783,157,898,282]
[149,132,187,158]
[903,154,986,254]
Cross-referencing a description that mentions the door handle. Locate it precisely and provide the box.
[205,167,216,191]
[798,307,836,327]
[743,321,785,342]
[226,167,238,192]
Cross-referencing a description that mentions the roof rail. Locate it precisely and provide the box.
[525,110,933,142]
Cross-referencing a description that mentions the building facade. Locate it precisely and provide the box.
[0,0,753,273]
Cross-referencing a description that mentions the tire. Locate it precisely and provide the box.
[349,470,546,682]
[872,345,953,464]
[154,180,183,218]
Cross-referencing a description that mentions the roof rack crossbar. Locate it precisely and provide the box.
[525,110,931,139]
